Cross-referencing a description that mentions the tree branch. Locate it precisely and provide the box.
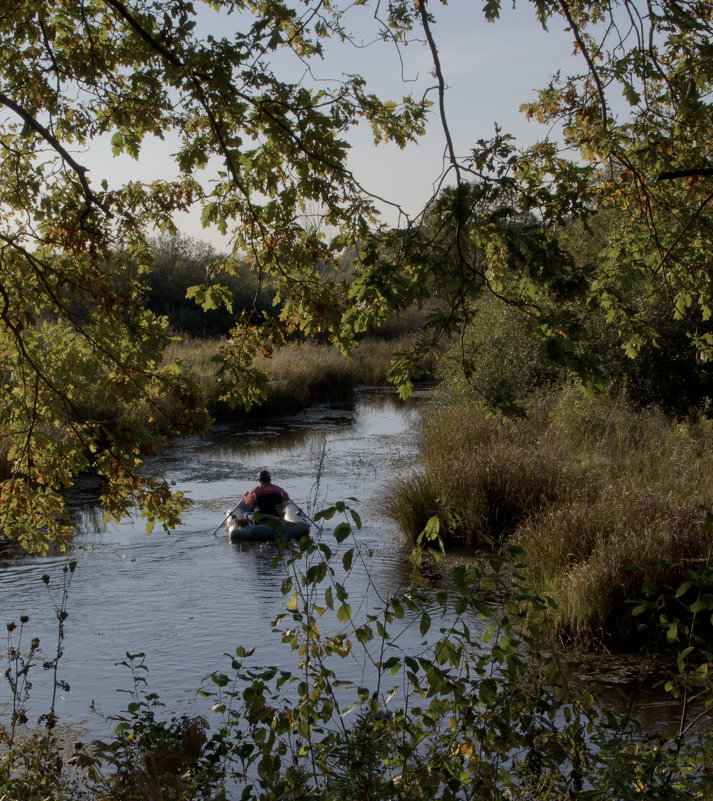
[416,0,461,185]
[102,0,409,241]
[0,92,112,218]
[558,0,608,130]
[417,0,469,276]
[658,168,713,181]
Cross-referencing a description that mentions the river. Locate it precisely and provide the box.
[1,389,446,740]
[0,388,692,749]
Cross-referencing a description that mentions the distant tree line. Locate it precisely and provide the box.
[151,215,713,416]
[142,235,276,337]
[144,235,362,339]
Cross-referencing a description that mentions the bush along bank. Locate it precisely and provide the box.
[386,388,713,651]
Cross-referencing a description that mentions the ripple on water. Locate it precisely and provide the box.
[0,393,466,739]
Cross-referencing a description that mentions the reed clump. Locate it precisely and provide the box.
[162,334,427,420]
[520,489,708,646]
[389,388,713,648]
[252,342,358,414]
[387,395,581,548]
[258,335,426,396]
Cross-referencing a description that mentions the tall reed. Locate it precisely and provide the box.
[162,334,428,420]
[386,395,579,547]
[388,387,713,647]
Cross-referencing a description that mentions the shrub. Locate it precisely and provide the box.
[435,294,560,408]
[435,244,713,417]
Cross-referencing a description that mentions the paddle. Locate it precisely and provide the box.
[210,502,243,538]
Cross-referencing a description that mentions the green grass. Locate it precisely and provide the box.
[387,387,713,648]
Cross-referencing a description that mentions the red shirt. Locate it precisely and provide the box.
[243,482,290,516]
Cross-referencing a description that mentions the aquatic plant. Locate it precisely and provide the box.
[86,653,226,801]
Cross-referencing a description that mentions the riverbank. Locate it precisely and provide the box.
[0,326,433,484]
[386,387,713,651]
[3,391,711,799]
[162,333,435,422]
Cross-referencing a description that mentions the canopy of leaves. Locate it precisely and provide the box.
[2,0,713,551]
[349,0,713,403]
[0,0,427,552]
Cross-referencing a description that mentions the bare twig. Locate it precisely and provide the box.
[558,0,609,129]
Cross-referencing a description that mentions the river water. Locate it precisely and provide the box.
[1,389,448,740]
[0,388,692,747]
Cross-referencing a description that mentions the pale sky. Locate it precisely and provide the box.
[80,1,581,250]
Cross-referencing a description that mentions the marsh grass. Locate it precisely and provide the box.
[252,343,358,414]
[389,387,713,647]
[387,396,578,547]
[521,489,708,646]
[162,334,427,420]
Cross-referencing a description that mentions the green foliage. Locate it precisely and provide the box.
[342,134,605,404]
[556,213,713,415]
[186,508,712,800]
[0,261,206,552]
[0,733,76,801]
[435,292,561,410]
[431,203,713,416]
[146,235,277,337]
[5,524,713,799]
[1,564,81,801]
[86,653,228,801]
[343,0,713,413]
[510,0,713,399]
[632,518,713,729]
[0,0,429,549]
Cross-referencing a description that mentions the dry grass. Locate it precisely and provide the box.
[389,388,713,648]
[255,343,357,412]
[162,336,222,401]
[161,334,431,419]
[519,488,709,645]
[390,396,578,547]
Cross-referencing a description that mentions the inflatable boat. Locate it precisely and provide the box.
[225,500,310,542]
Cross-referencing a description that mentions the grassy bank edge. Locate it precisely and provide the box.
[385,387,713,651]
[162,334,434,422]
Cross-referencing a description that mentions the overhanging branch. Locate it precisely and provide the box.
[0,91,112,218]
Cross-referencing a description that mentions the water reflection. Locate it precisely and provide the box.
[1,391,428,738]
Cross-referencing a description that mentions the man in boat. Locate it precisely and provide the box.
[243,469,290,519]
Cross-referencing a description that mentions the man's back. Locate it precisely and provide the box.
[248,481,289,517]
